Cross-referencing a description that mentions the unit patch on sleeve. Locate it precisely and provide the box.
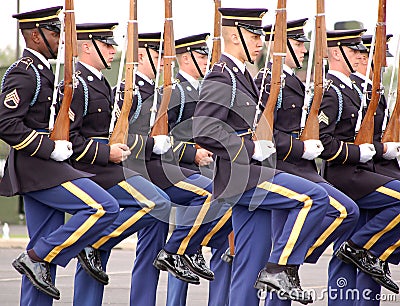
[4,89,20,109]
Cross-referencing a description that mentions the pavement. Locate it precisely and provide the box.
[0,225,399,305]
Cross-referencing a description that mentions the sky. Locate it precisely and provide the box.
[1,0,400,55]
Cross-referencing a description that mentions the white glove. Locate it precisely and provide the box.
[252,140,276,162]
[198,156,214,167]
[152,135,172,155]
[301,139,324,160]
[359,143,376,163]
[382,142,400,160]
[50,140,73,162]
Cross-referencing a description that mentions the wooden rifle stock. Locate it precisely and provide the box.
[381,60,400,142]
[254,0,287,141]
[210,0,222,67]
[109,0,138,145]
[300,0,327,141]
[150,0,175,136]
[50,0,77,141]
[354,0,386,145]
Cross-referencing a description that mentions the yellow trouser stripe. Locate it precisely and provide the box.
[306,196,347,259]
[380,238,400,261]
[92,180,155,248]
[44,181,105,262]
[257,182,313,265]
[201,207,232,246]
[363,186,400,249]
[176,181,211,255]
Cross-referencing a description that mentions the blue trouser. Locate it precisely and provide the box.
[229,172,329,306]
[73,175,171,306]
[20,178,119,306]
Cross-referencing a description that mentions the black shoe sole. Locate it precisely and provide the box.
[335,250,383,277]
[372,276,400,294]
[12,260,60,300]
[253,280,312,305]
[181,257,215,281]
[153,259,200,285]
[77,254,109,285]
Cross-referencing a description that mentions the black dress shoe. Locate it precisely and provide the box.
[254,266,313,305]
[372,260,399,294]
[153,249,200,284]
[12,251,60,300]
[221,248,234,264]
[182,249,215,281]
[335,241,384,277]
[77,246,109,285]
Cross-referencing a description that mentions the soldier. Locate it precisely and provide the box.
[255,19,360,305]
[0,7,119,304]
[349,34,400,302]
[193,8,330,305]
[68,24,171,306]
[114,32,222,293]
[319,29,400,304]
[166,33,232,306]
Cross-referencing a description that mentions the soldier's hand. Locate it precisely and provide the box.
[382,142,400,160]
[195,148,213,166]
[50,140,73,162]
[302,139,324,160]
[109,143,131,163]
[252,140,276,162]
[359,143,376,163]
[152,135,172,155]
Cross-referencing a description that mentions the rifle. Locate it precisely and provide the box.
[109,0,138,145]
[150,0,175,137]
[300,0,328,141]
[354,0,386,145]
[254,0,287,141]
[210,0,222,67]
[50,0,77,141]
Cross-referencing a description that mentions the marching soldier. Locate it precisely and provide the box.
[255,19,360,305]
[68,24,171,306]
[319,29,400,304]
[349,33,400,302]
[0,7,119,304]
[193,8,330,305]
[166,33,232,306]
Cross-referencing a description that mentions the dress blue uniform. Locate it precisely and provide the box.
[70,24,171,306]
[254,19,360,306]
[0,9,119,305]
[319,29,400,305]
[193,8,330,305]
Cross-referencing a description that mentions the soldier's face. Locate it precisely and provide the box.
[242,30,263,62]
[190,52,208,78]
[96,41,116,69]
[344,47,361,72]
[286,39,307,69]
[40,28,60,59]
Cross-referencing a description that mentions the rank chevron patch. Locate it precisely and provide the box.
[4,89,20,109]
[318,111,329,125]
[68,108,75,121]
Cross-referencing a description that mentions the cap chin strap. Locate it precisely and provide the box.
[91,38,111,70]
[37,27,57,59]
[338,44,355,73]
[236,25,253,64]
[145,47,157,77]
[287,40,301,69]
[189,50,204,78]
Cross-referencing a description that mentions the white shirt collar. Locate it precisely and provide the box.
[79,62,103,80]
[26,48,51,70]
[353,71,372,85]
[136,71,154,85]
[178,70,199,90]
[328,70,353,88]
[283,63,294,75]
[223,52,246,74]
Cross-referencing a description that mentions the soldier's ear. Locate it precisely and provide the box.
[31,29,41,44]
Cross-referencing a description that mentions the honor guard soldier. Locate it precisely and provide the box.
[255,19,360,306]
[0,7,119,304]
[349,33,400,301]
[193,8,330,305]
[116,32,231,289]
[68,24,171,306]
[319,29,400,304]
[166,33,233,306]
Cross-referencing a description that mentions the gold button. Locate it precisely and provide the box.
[374,112,376,115]
[246,102,250,106]
[351,114,355,117]
[292,104,295,108]
[98,108,101,112]
[48,96,51,100]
